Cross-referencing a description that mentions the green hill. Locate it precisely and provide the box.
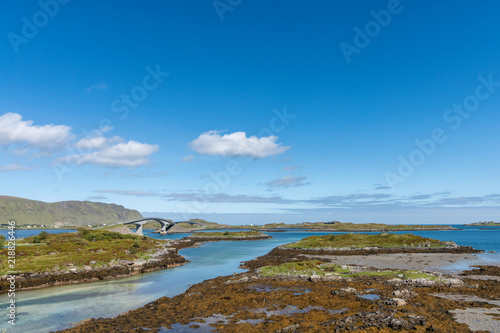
[0,196,142,226]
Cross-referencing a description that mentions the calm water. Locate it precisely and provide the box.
[0,226,499,332]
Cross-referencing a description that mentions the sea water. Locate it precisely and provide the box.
[0,226,498,332]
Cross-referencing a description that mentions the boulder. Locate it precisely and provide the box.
[385,298,407,307]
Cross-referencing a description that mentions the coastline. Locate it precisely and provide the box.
[60,243,500,333]
[0,234,272,293]
[0,242,188,293]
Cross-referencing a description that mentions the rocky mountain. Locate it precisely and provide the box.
[0,196,143,226]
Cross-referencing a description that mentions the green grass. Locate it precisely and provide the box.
[282,233,448,250]
[188,230,268,238]
[259,260,440,280]
[259,260,349,276]
[0,229,164,275]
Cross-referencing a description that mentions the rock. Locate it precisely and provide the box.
[445,278,464,287]
[48,252,56,255]
[396,274,405,278]
[390,318,410,329]
[117,259,133,266]
[224,276,249,284]
[89,261,97,265]
[322,275,343,282]
[444,241,459,249]
[385,298,407,307]
[340,287,356,294]
[408,315,426,326]
[387,278,403,285]
[393,289,415,298]
[309,275,322,282]
[236,276,249,283]
[65,263,75,267]
[276,324,300,333]
[412,278,436,287]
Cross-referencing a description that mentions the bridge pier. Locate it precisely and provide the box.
[135,222,144,235]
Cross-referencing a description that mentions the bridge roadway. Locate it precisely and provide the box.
[120,218,206,235]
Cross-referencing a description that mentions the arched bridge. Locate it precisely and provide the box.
[121,218,206,235]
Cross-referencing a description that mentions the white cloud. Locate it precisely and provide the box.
[0,113,72,149]
[190,131,290,158]
[75,136,121,151]
[61,136,159,167]
[265,175,308,190]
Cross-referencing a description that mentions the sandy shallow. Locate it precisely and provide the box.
[304,253,498,273]
[432,294,500,333]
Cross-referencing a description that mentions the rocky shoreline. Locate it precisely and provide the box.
[0,234,272,294]
[0,242,188,293]
[58,242,500,333]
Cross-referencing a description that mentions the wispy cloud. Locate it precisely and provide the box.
[96,189,159,197]
[162,192,292,204]
[156,189,500,210]
[180,155,195,162]
[423,194,500,207]
[86,82,108,93]
[282,166,300,172]
[375,184,392,190]
[0,164,37,173]
[305,193,393,207]
[303,192,500,209]
[265,175,308,191]
[87,195,108,200]
[190,130,290,158]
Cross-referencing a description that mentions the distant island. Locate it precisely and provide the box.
[0,195,142,227]
[466,221,500,227]
[227,221,458,231]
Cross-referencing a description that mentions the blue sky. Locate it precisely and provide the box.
[1,0,500,224]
